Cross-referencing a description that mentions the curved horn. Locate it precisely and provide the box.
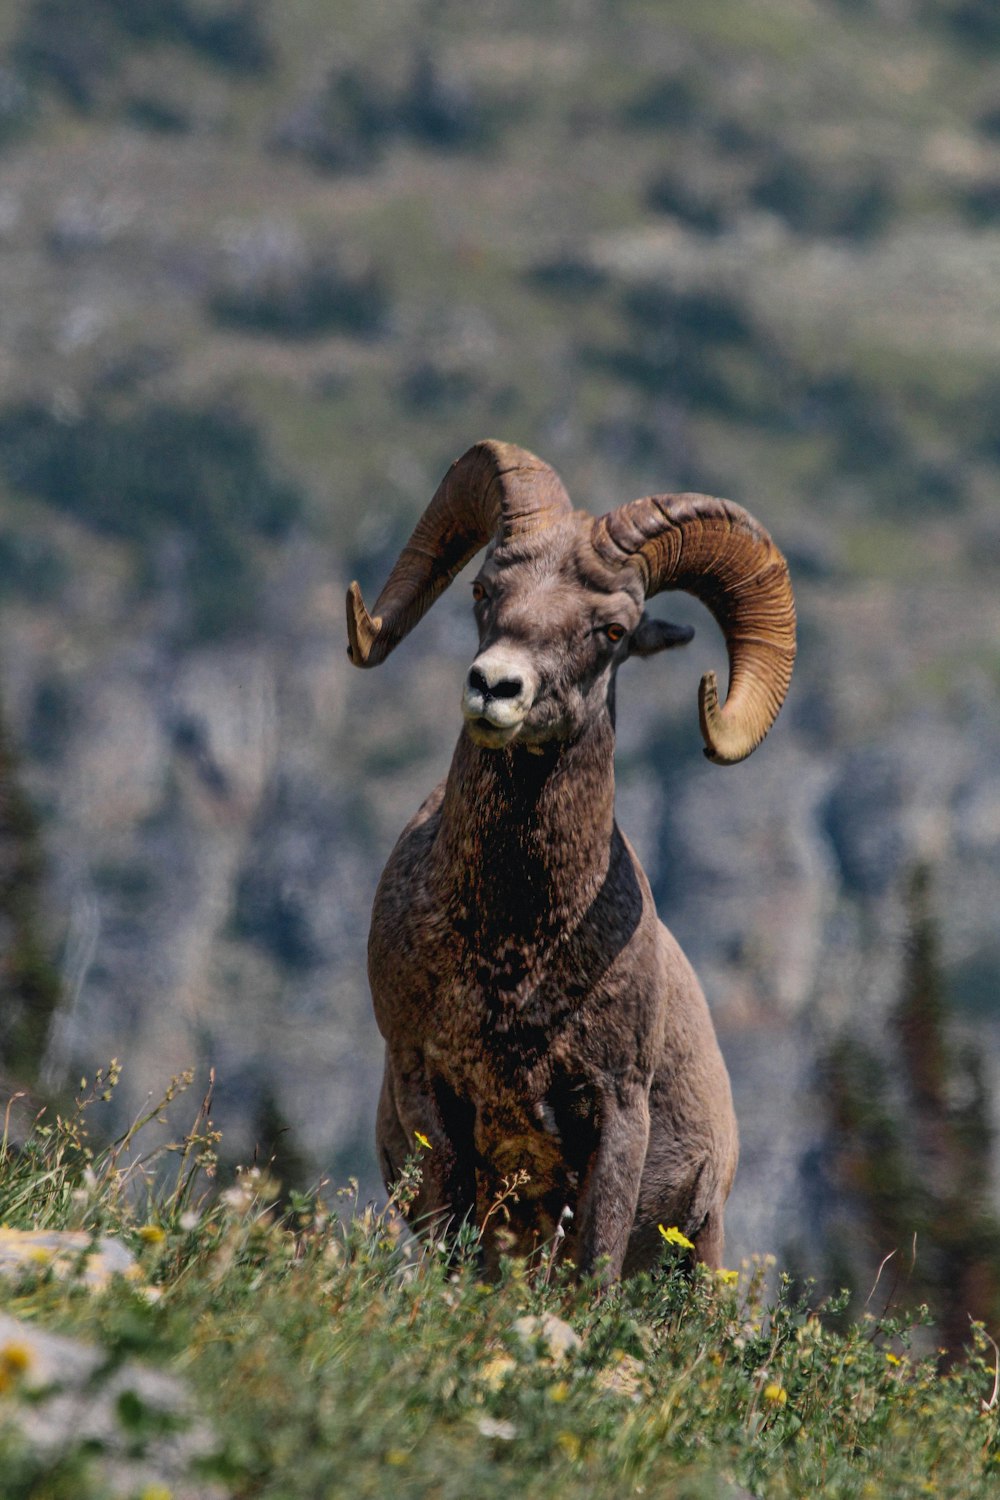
[347,440,571,668]
[593,493,796,765]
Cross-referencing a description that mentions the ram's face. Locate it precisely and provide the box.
[460,526,688,749]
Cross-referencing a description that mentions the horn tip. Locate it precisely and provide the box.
[346,580,382,668]
[698,669,755,766]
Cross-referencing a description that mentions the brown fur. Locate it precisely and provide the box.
[367,517,739,1278]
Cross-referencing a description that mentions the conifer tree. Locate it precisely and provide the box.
[822,863,1000,1358]
[0,700,61,1081]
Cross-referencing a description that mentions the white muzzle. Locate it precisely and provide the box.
[462,646,538,742]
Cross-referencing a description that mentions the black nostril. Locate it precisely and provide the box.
[467,668,523,701]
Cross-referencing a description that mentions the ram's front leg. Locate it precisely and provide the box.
[376,1052,476,1239]
[574,1086,651,1282]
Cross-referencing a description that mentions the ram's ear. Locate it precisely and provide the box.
[628,614,695,658]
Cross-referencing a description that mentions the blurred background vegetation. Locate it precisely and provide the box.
[0,0,998,1347]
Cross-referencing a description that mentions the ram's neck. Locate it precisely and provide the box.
[434,714,619,944]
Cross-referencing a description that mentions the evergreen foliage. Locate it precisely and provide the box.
[822,865,1000,1358]
[0,707,61,1082]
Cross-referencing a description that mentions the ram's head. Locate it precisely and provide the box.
[347,441,796,764]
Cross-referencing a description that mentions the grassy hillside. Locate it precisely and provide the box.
[1,0,998,593]
[2,1081,1000,1499]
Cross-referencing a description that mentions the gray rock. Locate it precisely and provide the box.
[0,1228,138,1289]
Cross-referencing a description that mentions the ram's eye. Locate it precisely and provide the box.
[471,582,487,604]
[604,623,626,643]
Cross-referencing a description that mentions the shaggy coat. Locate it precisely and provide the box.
[349,443,794,1279]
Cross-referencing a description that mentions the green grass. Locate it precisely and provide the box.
[2,1074,999,1499]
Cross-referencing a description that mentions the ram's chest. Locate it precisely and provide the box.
[386,909,576,1055]
[421,980,561,1104]
[425,953,598,1116]
[424,1008,601,1196]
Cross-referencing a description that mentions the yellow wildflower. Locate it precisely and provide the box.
[556,1431,581,1461]
[414,1131,433,1151]
[763,1383,788,1406]
[139,1488,173,1500]
[548,1380,571,1403]
[885,1352,902,1366]
[715,1268,739,1284]
[138,1225,166,1246]
[658,1224,695,1251]
[479,1355,516,1390]
[384,1449,409,1466]
[0,1341,33,1376]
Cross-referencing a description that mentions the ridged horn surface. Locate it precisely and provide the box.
[346,440,571,668]
[593,493,796,764]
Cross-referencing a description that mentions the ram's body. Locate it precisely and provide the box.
[349,444,795,1279]
[371,729,736,1276]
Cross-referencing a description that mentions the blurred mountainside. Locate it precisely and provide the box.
[0,0,999,1268]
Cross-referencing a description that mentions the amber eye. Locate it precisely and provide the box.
[471,582,487,604]
[604,623,626,643]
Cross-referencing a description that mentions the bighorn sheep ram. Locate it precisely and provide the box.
[347,441,795,1278]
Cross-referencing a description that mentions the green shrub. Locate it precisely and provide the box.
[0,401,299,541]
[232,867,318,971]
[209,250,389,340]
[25,675,74,766]
[644,168,728,234]
[123,93,191,133]
[0,526,65,602]
[940,0,1000,48]
[622,74,702,130]
[399,49,500,151]
[273,47,515,176]
[588,282,786,423]
[399,358,477,414]
[271,65,391,173]
[799,372,967,513]
[0,401,302,639]
[749,148,896,241]
[526,256,610,299]
[0,66,35,148]
[13,0,271,112]
[958,177,1000,227]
